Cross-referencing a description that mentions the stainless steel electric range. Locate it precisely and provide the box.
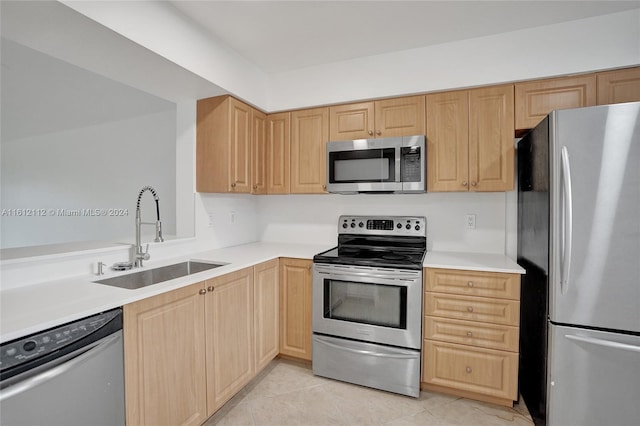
[312,215,426,397]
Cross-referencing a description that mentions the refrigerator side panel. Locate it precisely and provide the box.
[550,102,640,333]
[547,324,640,426]
[517,117,550,426]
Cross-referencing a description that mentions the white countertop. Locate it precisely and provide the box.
[0,243,523,343]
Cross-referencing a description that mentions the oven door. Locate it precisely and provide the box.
[312,263,422,350]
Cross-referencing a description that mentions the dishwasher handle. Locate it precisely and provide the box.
[0,332,122,402]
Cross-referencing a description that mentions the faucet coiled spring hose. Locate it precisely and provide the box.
[137,185,160,220]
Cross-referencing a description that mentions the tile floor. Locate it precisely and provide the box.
[204,359,534,426]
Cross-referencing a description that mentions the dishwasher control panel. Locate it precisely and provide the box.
[0,308,122,373]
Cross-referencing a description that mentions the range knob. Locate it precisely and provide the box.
[405,224,411,230]
[23,340,37,352]
[342,223,348,229]
[396,223,402,229]
[350,222,356,228]
[415,225,421,231]
[358,222,364,228]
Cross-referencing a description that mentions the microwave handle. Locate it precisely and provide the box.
[394,146,401,182]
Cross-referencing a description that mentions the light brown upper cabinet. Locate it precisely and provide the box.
[290,107,329,194]
[596,67,640,105]
[197,96,257,193]
[427,85,514,192]
[329,95,426,141]
[266,112,291,194]
[251,109,267,194]
[515,75,596,130]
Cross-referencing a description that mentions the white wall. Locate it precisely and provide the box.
[1,110,177,248]
[267,9,640,110]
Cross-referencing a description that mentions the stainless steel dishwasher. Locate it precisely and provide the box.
[0,308,125,426]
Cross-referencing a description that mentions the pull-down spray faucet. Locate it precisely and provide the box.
[134,185,163,267]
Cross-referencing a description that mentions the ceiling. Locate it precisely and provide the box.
[170,0,640,74]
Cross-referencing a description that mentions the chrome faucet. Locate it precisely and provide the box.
[134,185,164,267]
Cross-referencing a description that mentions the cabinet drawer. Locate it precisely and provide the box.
[423,340,518,401]
[424,316,519,352]
[426,268,520,300]
[425,293,519,326]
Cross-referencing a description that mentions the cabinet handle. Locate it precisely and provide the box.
[471,181,477,187]
[462,181,468,187]
[208,286,215,292]
[198,289,207,295]
[322,184,327,191]
[467,281,474,287]
[307,265,312,271]
[253,185,258,190]
[368,130,374,136]
[231,182,237,188]
[375,130,381,136]
[465,366,473,374]
[467,306,474,313]
[466,331,473,337]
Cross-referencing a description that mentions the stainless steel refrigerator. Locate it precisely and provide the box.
[517,102,640,426]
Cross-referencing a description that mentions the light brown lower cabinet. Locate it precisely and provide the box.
[422,267,521,407]
[279,257,313,361]
[124,263,279,425]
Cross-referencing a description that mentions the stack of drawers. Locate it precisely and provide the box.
[422,268,521,407]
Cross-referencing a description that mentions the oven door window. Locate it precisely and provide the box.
[328,148,396,183]
[323,279,407,329]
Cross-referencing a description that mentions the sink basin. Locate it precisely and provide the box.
[94,260,227,290]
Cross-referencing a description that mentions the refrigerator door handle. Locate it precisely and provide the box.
[560,146,573,294]
[565,334,640,353]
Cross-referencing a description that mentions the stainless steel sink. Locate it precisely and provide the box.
[94,260,227,290]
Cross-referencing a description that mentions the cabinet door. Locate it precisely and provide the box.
[279,258,312,360]
[123,283,207,426]
[205,268,254,414]
[267,112,290,194]
[228,97,252,193]
[251,109,267,194]
[196,96,230,193]
[329,101,374,141]
[515,75,596,130]
[597,67,640,105]
[290,107,328,194]
[469,85,515,192]
[374,95,426,138]
[426,90,469,192]
[254,259,279,373]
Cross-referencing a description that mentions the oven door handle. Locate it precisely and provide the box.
[316,270,420,283]
[313,335,418,359]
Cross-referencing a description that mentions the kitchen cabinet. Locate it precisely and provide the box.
[279,257,313,361]
[290,107,329,193]
[254,259,279,373]
[596,67,640,105]
[422,268,521,407]
[328,95,426,141]
[427,85,514,192]
[251,109,267,194]
[266,112,291,194]
[124,265,272,423]
[123,282,208,426]
[515,75,596,130]
[205,267,254,414]
[196,96,261,193]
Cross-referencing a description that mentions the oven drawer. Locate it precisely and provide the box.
[422,340,518,401]
[426,269,520,300]
[424,316,519,352]
[425,293,520,326]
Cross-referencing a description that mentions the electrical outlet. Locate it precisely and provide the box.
[465,214,476,229]
[229,211,236,223]
[207,213,215,227]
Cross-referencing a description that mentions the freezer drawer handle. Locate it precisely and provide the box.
[565,334,640,353]
[560,146,573,294]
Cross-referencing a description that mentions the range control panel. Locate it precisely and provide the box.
[0,309,121,372]
[338,215,426,237]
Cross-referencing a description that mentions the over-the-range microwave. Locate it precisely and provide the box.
[325,135,426,194]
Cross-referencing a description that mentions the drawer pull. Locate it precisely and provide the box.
[467,281,474,287]
[466,366,473,373]
[466,331,473,337]
[198,289,207,295]
[208,286,215,292]
[467,306,474,313]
